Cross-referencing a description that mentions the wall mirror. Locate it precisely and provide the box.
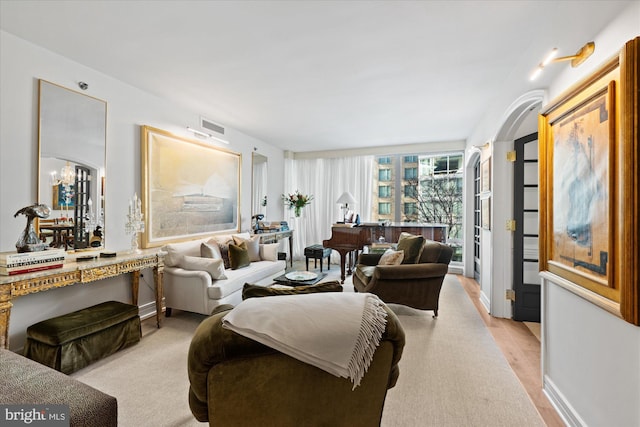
[251,152,268,222]
[38,80,107,251]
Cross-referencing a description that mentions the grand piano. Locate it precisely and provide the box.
[322,225,370,284]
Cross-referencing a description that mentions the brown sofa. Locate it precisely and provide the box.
[187,303,405,427]
[353,239,453,317]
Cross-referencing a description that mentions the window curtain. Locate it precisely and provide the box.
[284,155,374,260]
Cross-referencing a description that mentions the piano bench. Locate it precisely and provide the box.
[304,244,332,272]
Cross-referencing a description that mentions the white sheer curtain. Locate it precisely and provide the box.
[284,155,374,260]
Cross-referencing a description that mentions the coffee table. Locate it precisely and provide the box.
[273,271,327,286]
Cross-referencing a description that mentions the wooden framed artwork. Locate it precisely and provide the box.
[539,37,639,325]
[140,126,241,248]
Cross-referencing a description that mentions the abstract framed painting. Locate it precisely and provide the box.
[140,126,241,248]
[539,37,639,325]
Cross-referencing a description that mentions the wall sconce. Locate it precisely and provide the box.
[187,126,229,144]
[530,41,595,81]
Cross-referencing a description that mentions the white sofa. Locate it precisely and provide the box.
[162,234,286,315]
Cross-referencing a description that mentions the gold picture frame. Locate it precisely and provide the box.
[539,37,639,325]
[140,126,241,248]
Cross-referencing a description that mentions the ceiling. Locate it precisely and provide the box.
[0,1,632,152]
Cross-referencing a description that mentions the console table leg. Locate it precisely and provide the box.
[131,271,140,306]
[0,302,11,349]
[153,265,164,328]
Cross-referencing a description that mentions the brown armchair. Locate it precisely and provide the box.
[188,303,405,427]
[353,240,453,317]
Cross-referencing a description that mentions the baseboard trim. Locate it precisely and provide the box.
[479,289,491,314]
[543,375,585,427]
[139,300,160,321]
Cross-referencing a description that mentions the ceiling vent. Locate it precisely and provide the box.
[200,117,225,137]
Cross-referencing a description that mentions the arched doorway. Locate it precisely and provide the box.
[465,90,545,318]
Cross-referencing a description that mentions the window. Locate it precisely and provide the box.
[404,184,417,198]
[378,202,391,215]
[379,169,391,181]
[373,153,464,262]
[404,202,417,216]
[379,185,391,198]
[404,167,418,180]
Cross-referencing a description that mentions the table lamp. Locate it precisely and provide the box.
[336,191,357,223]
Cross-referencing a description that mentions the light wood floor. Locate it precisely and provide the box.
[457,275,565,427]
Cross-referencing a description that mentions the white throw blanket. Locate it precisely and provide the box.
[222,292,388,388]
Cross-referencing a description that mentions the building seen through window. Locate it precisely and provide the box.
[372,152,464,261]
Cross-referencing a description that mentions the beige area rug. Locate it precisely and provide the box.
[72,274,544,427]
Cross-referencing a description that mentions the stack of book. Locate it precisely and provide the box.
[0,249,66,276]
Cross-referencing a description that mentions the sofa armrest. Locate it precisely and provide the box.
[187,307,276,422]
[374,263,448,280]
[357,253,383,266]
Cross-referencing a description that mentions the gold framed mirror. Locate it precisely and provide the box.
[38,80,107,251]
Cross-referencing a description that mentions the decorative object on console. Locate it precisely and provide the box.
[125,193,145,253]
[336,191,357,223]
[282,191,313,217]
[14,203,51,253]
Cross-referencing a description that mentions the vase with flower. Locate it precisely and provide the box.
[282,191,313,217]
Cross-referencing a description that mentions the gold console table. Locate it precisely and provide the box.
[0,248,164,349]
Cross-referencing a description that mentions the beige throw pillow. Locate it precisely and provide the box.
[259,243,279,261]
[378,249,404,265]
[180,255,227,279]
[201,242,222,259]
[232,235,261,262]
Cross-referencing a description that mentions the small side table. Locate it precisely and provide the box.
[304,244,332,272]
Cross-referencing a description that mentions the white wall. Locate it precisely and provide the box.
[0,30,284,350]
[464,2,640,425]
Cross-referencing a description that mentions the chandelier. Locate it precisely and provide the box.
[50,161,75,186]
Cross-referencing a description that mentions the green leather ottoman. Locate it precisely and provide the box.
[304,244,332,272]
[24,300,141,374]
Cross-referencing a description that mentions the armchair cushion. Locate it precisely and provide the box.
[396,234,424,264]
[378,249,404,265]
